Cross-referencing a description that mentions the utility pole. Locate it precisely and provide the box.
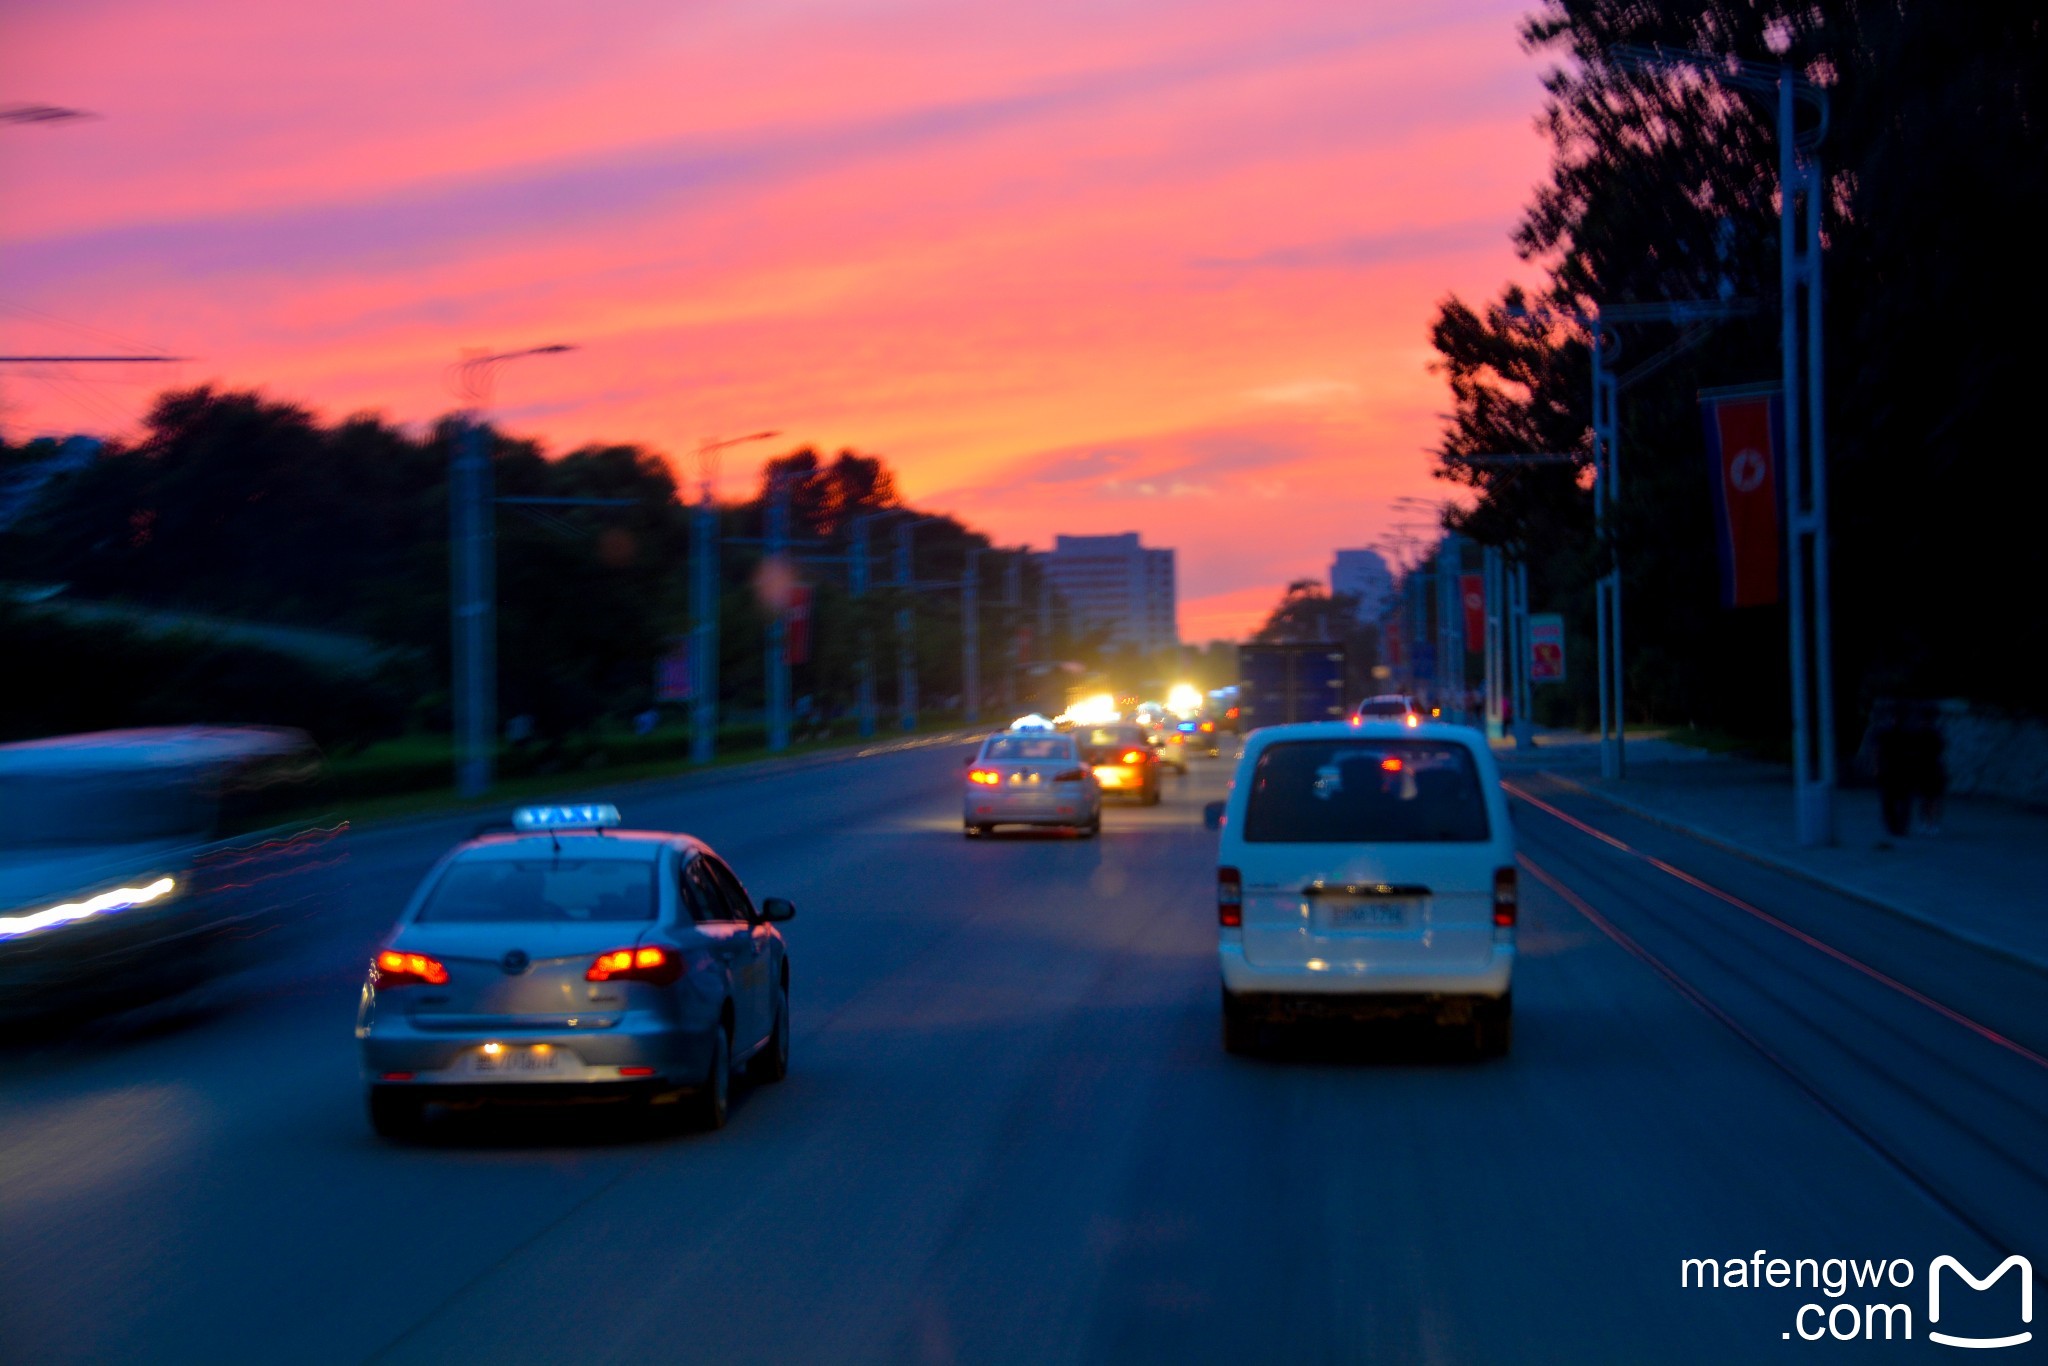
[1610,42,1834,842]
[895,520,917,731]
[1004,551,1023,713]
[447,343,574,796]
[851,515,876,738]
[961,547,982,724]
[764,470,791,753]
[1482,544,1504,741]
[687,430,777,765]
[450,415,495,797]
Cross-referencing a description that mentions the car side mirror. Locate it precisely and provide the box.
[1202,801,1225,830]
[761,897,796,922]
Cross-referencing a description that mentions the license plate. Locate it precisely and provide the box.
[471,1046,568,1075]
[1327,901,1413,928]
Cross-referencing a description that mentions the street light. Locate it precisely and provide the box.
[448,343,576,797]
[1609,41,1836,845]
[691,430,779,765]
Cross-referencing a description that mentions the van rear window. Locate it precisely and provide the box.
[1241,740,1490,843]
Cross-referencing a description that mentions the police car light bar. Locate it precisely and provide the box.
[512,804,622,832]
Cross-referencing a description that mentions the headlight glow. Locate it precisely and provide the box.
[0,876,177,941]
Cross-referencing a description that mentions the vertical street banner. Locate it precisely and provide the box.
[1460,574,1485,652]
[1699,384,1785,608]
[1382,616,1404,669]
[786,584,814,666]
[655,638,693,702]
[1528,614,1565,683]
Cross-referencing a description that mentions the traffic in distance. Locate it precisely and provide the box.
[349,684,1516,1141]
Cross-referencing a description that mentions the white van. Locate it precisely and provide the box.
[1204,720,1516,1056]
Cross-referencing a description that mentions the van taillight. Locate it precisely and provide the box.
[1493,867,1517,927]
[1218,867,1243,927]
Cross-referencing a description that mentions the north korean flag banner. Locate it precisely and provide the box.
[1382,615,1404,668]
[1460,575,1486,652]
[1699,384,1785,609]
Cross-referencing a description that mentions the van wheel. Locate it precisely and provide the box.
[1222,989,1259,1056]
[367,1087,426,1141]
[1474,994,1512,1058]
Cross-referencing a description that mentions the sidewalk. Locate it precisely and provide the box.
[1497,730,2048,973]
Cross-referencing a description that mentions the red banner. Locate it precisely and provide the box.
[1460,574,1485,653]
[1382,615,1403,668]
[786,584,813,665]
[1700,388,1783,608]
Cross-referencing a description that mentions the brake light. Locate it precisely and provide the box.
[1201,721,1215,733]
[1218,867,1243,927]
[1493,867,1517,927]
[1121,750,1145,764]
[1226,707,1238,719]
[969,768,1001,785]
[1380,756,1404,772]
[375,950,448,987]
[586,945,684,986]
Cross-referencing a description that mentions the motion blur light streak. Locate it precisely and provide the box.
[0,876,175,941]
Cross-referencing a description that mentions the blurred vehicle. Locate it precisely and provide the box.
[963,730,1101,837]
[1207,685,1243,734]
[1135,705,1190,773]
[1009,713,1058,731]
[1352,694,1423,728]
[356,804,794,1138]
[1206,721,1515,1057]
[1174,713,1223,759]
[0,727,339,1024]
[1237,643,1347,730]
[1165,683,1206,719]
[1056,692,1119,728]
[1076,723,1163,805]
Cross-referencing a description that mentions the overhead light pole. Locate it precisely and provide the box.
[1612,41,1834,843]
[449,343,574,798]
[691,430,778,765]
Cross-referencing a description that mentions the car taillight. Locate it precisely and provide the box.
[1405,713,1420,728]
[374,950,448,987]
[1493,867,1517,927]
[1218,867,1242,927]
[1201,720,1215,732]
[969,768,1001,785]
[587,945,684,986]
[1121,750,1145,764]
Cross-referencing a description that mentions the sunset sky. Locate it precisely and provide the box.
[1,0,1550,640]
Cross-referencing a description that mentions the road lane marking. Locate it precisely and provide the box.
[1505,781,2048,1073]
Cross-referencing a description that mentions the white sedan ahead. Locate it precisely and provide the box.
[963,731,1102,837]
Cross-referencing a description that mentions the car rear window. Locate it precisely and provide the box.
[982,736,1076,761]
[1241,740,1491,843]
[417,858,657,922]
[1355,699,1413,716]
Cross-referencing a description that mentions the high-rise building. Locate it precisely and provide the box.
[1331,548,1393,622]
[1041,533,1178,653]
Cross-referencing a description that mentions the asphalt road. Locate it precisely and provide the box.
[2,737,2042,1364]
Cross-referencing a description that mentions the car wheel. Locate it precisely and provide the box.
[367,1086,426,1140]
[755,979,790,1083]
[1079,813,1101,839]
[1474,993,1512,1059]
[689,1019,732,1130]
[1221,989,1259,1056]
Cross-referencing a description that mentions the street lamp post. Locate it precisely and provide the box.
[449,344,573,798]
[1612,42,1834,843]
[690,430,778,765]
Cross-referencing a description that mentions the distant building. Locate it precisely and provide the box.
[1041,533,1178,654]
[1330,548,1393,623]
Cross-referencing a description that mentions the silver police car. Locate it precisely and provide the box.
[356,805,793,1138]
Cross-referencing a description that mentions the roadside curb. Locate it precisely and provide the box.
[1528,770,2048,977]
[343,729,983,847]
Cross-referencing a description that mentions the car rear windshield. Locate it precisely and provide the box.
[1241,740,1490,843]
[1356,699,1413,716]
[982,736,1075,761]
[417,858,657,922]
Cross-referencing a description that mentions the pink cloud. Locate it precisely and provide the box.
[0,0,1545,638]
